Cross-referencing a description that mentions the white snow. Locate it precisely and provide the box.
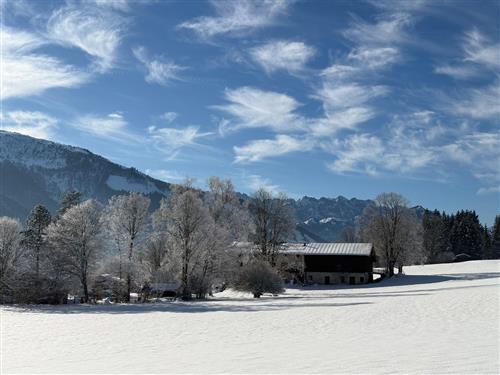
[1,260,499,374]
[319,217,335,223]
[106,175,160,194]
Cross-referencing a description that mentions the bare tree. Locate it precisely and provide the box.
[359,193,421,276]
[0,217,23,299]
[105,193,150,301]
[250,188,295,266]
[47,200,103,302]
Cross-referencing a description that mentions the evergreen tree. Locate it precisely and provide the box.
[58,190,82,218]
[422,210,447,263]
[450,210,483,259]
[481,224,492,259]
[22,204,52,277]
[491,215,500,259]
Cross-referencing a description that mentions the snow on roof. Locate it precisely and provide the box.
[231,242,373,256]
[281,243,373,256]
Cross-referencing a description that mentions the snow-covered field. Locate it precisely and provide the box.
[1,260,499,374]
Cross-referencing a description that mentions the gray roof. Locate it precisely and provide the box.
[232,242,373,256]
[281,243,373,256]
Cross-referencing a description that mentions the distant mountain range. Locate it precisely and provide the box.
[0,131,424,241]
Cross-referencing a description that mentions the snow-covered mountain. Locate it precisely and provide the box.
[0,131,423,241]
[290,196,372,241]
[0,131,171,221]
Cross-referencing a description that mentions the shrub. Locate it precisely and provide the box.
[234,260,284,298]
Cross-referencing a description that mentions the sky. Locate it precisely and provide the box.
[1,0,499,224]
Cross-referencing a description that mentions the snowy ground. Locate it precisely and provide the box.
[1,260,499,374]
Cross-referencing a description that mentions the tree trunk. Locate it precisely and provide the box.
[83,277,89,303]
[126,239,133,302]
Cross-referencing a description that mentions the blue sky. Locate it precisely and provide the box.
[1,0,499,223]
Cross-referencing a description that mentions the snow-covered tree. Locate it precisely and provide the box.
[250,188,295,266]
[206,176,252,242]
[105,193,150,301]
[154,184,227,299]
[360,193,421,276]
[47,200,103,302]
[0,217,23,299]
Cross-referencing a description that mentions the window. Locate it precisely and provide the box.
[360,277,364,283]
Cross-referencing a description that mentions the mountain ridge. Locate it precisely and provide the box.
[0,131,420,241]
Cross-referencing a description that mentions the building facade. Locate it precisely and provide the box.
[235,242,376,285]
[280,243,375,285]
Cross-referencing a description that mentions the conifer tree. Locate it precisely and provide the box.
[58,190,82,218]
[23,204,52,278]
[450,210,483,259]
[491,215,500,259]
[481,224,492,259]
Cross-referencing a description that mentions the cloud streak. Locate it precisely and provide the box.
[133,47,185,85]
[249,40,315,74]
[1,26,88,99]
[178,0,290,38]
[46,4,127,72]
[0,111,58,140]
[234,134,310,163]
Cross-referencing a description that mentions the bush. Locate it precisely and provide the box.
[234,260,284,298]
[91,274,127,302]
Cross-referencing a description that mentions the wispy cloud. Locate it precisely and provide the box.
[145,168,186,182]
[0,111,58,140]
[325,134,384,176]
[132,46,185,85]
[73,112,139,143]
[249,40,316,74]
[477,186,500,195]
[324,112,499,184]
[90,0,131,12]
[1,26,88,99]
[449,84,500,120]
[215,87,305,134]
[178,0,290,38]
[46,4,127,72]
[244,174,281,194]
[435,28,499,80]
[463,28,500,69]
[148,125,212,157]
[342,13,413,46]
[160,112,179,123]
[434,65,480,80]
[347,46,399,69]
[234,134,309,163]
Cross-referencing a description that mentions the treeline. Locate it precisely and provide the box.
[422,209,500,263]
[0,178,294,304]
[0,182,498,304]
[342,193,499,276]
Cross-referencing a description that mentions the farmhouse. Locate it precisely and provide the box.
[280,243,375,285]
[234,242,376,285]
